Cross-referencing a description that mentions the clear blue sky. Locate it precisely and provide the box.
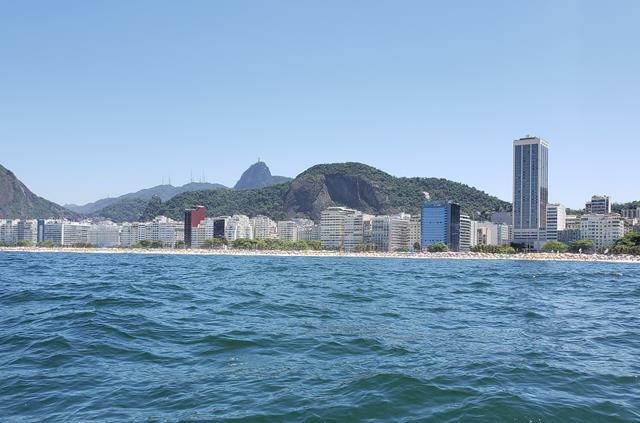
[1,1,638,208]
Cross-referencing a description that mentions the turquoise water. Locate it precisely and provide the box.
[1,252,639,422]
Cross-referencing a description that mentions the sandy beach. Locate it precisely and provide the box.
[1,246,639,264]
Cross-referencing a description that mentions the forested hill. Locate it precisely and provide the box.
[0,164,77,219]
[142,162,510,221]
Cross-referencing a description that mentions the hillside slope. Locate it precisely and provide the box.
[143,162,510,221]
[0,164,77,219]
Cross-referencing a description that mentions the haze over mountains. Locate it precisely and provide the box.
[1,160,515,222]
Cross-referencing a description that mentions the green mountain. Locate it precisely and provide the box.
[88,197,150,223]
[143,162,510,221]
[234,161,292,190]
[0,164,78,219]
[64,181,227,215]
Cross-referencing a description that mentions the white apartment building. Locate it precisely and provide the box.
[320,207,368,251]
[251,215,277,240]
[546,204,566,241]
[44,221,91,246]
[120,222,150,246]
[225,215,253,241]
[459,214,471,252]
[471,221,510,247]
[190,217,219,248]
[0,219,38,244]
[149,216,183,247]
[88,221,121,247]
[579,214,625,250]
[276,220,297,241]
[371,213,411,252]
[408,216,421,251]
[298,222,320,241]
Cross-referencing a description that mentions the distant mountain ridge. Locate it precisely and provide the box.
[64,181,227,215]
[66,161,290,217]
[234,161,292,190]
[0,164,77,219]
[143,162,511,222]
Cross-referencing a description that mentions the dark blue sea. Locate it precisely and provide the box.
[1,252,639,422]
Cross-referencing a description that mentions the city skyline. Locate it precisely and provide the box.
[2,2,639,207]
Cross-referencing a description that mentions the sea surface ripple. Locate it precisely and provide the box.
[1,252,639,422]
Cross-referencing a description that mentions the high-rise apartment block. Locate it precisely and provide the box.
[320,206,368,251]
[545,204,566,241]
[459,214,471,252]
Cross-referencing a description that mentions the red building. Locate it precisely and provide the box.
[184,206,205,248]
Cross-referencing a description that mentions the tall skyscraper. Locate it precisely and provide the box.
[512,136,549,248]
[420,200,461,252]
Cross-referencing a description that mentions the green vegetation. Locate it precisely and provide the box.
[0,241,30,247]
[70,243,93,248]
[413,242,421,251]
[174,240,186,249]
[471,244,516,254]
[568,240,595,254]
[37,240,54,248]
[201,238,228,249]
[132,240,165,249]
[540,240,569,253]
[142,162,510,222]
[143,184,288,221]
[427,242,449,253]
[610,232,640,255]
[90,198,149,223]
[231,238,322,251]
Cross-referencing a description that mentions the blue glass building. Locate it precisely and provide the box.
[420,200,461,252]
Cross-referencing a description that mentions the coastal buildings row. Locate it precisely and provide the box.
[3,196,633,252]
[2,137,637,252]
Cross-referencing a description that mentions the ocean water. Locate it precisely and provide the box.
[1,252,639,422]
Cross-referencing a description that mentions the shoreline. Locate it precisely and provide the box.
[1,246,639,264]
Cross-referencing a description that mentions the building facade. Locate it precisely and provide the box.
[621,208,640,220]
[579,214,625,250]
[88,221,121,247]
[512,136,549,248]
[459,214,471,252]
[320,207,366,251]
[184,206,206,248]
[545,204,566,241]
[420,200,461,252]
[585,195,611,215]
[251,216,278,240]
